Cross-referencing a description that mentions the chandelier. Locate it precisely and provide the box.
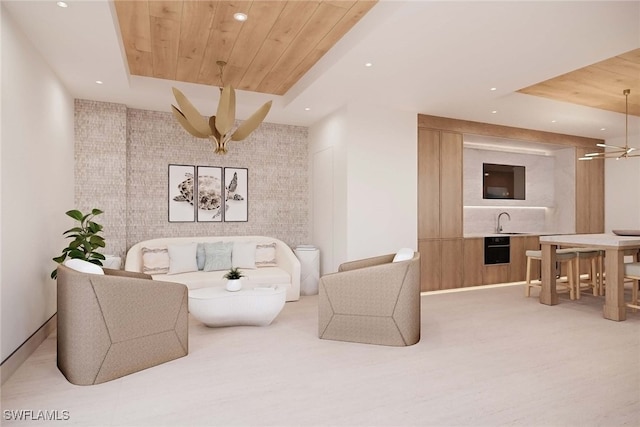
[171,61,272,154]
[580,89,638,160]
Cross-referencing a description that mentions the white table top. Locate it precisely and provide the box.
[189,285,286,299]
[540,233,640,249]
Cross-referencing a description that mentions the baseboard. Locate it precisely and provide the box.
[0,314,57,385]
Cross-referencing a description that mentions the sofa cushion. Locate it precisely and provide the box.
[168,242,198,275]
[196,243,206,270]
[256,242,277,267]
[141,247,170,274]
[203,242,232,271]
[232,241,256,269]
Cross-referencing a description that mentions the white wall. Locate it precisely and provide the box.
[1,8,75,362]
[309,103,417,273]
[604,135,640,231]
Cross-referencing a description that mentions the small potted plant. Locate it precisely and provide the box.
[223,267,244,292]
[51,208,106,279]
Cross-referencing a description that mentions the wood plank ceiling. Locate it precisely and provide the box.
[114,0,377,96]
[518,48,640,117]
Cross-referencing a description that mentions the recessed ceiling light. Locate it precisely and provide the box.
[364,62,373,67]
[95,80,103,85]
[56,1,68,8]
[304,107,311,111]
[491,110,497,114]
[490,87,497,91]
[600,127,606,131]
[551,120,557,123]
[233,12,247,22]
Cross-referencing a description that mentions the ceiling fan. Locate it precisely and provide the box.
[579,89,639,160]
[171,61,272,155]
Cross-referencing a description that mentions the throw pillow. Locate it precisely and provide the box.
[392,248,414,263]
[141,247,170,274]
[232,241,257,269]
[63,258,105,275]
[203,242,233,271]
[168,242,198,275]
[255,242,277,267]
[196,243,206,270]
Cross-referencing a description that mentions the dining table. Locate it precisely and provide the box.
[538,233,640,321]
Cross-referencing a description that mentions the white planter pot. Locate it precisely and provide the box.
[226,279,242,292]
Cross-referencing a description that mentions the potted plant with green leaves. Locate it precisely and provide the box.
[51,208,106,279]
[223,267,244,292]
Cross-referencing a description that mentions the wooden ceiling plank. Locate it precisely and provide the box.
[276,0,377,94]
[592,57,640,81]
[148,0,183,20]
[151,14,182,80]
[257,2,347,94]
[114,0,153,76]
[322,1,357,9]
[238,1,321,91]
[616,48,640,63]
[224,1,287,89]
[197,1,252,86]
[175,1,218,82]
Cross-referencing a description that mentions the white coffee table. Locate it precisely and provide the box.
[188,285,286,327]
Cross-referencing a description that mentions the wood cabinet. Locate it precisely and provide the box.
[418,129,462,239]
[417,129,462,291]
[463,238,484,286]
[575,147,604,233]
[509,236,540,282]
[418,238,464,291]
[417,114,604,291]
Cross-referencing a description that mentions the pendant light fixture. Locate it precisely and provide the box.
[171,61,272,155]
[579,89,638,160]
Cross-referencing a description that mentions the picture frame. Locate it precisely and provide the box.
[168,164,196,222]
[224,167,248,222]
[196,166,223,222]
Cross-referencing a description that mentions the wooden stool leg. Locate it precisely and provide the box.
[525,257,532,297]
[633,279,639,313]
[568,260,575,300]
[591,258,597,296]
[574,258,580,300]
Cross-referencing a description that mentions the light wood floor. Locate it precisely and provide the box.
[1,284,639,426]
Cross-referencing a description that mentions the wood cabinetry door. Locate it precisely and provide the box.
[463,238,484,286]
[576,147,604,233]
[439,132,463,238]
[418,129,440,239]
[441,239,464,290]
[509,236,540,282]
[419,239,441,292]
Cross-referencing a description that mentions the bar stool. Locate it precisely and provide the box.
[624,262,640,311]
[524,248,577,298]
[572,248,601,299]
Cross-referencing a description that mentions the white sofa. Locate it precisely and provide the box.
[125,236,300,301]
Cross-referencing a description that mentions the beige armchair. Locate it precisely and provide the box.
[318,252,421,346]
[56,264,188,385]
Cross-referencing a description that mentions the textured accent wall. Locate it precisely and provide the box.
[74,100,128,259]
[75,100,309,260]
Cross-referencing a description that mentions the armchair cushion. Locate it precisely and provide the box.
[64,258,104,275]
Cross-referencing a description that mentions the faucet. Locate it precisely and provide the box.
[496,211,511,233]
